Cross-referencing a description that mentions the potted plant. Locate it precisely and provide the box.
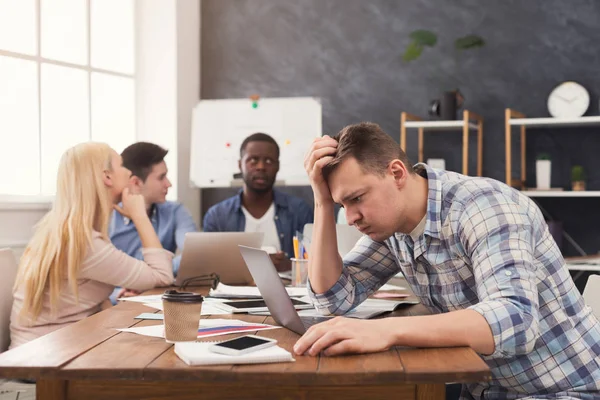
[402,30,485,120]
[571,165,586,191]
[402,30,485,62]
[536,154,551,190]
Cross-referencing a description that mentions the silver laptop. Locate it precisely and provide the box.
[238,245,332,335]
[303,223,364,258]
[175,232,264,286]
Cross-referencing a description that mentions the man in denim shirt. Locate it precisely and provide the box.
[110,142,197,300]
[203,133,313,271]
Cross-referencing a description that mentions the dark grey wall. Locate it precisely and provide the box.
[200,0,600,259]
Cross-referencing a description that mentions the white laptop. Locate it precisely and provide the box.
[302,223,364,258]
[238,245,333,335]
[175,232,264,286]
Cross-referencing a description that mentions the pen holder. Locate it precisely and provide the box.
[290,258,309,287]
[162,290,203,343]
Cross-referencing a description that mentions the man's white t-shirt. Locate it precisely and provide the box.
[242,203,281,253]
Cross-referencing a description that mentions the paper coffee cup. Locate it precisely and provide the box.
[161,290,204,343]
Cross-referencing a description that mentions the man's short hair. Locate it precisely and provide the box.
[121,142,169,182]
[239,133,280,159]
[323,122,413,181]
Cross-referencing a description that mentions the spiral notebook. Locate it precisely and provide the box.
[174,341,295,366]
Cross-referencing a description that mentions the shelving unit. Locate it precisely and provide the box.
[522,191,600,198]
[506,109,600,269]
[400,110,484,176]
[505,108,600,190]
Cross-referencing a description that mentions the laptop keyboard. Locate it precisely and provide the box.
[300,316,332,329]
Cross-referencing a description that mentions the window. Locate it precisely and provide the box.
[0,0,135,197]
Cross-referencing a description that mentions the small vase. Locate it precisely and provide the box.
[536,160,551,190]
[572,181,586,191]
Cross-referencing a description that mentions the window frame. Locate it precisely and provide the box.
[0,0,136,203]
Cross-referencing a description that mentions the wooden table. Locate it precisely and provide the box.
[0,286,490,400]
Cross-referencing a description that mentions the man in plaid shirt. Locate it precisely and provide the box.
[293,122,600,399]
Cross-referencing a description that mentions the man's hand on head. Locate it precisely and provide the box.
[303,136,338,205]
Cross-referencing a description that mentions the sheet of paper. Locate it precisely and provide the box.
[278,271,292,280]
[377,283,406,291]
[142,298,231,315]
[210,283,307,298]
[118,294,164,303]
[135,313,165,320]
[118,319,280,339]
[372,292,410,299]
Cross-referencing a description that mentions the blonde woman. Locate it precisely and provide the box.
[10,142,174,349]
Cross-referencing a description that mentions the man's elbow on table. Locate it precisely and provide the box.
[473,301,540,358]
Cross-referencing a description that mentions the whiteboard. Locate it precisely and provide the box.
[190,97,322,188]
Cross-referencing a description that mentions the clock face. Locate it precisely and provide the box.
[547,81,589,118]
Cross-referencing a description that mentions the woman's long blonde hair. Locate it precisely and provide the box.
[15,142,115,322]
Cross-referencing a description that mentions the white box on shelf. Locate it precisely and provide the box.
[536,160,551,190]
[427,158,446,170]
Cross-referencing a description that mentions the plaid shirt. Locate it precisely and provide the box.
[308,164,600,399]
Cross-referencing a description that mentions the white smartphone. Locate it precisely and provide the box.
[209,335,278,356]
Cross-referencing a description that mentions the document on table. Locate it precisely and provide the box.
[209,283,307,298]
[141,297,231,315]
[118,319,281,339]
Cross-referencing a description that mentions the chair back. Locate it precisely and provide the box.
[0,248,18,352]
[583,274,600,320]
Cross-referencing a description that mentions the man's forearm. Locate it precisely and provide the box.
[387,309,495,355]
[308,201,344,294]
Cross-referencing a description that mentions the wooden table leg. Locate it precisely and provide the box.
[36,379,66,400]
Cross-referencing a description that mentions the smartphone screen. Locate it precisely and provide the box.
[216,336,272,350]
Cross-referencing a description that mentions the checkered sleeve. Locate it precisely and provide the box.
[307,236,400,315]
[457,190,541,359]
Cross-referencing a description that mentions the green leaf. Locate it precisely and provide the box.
[409,30,437,47]
[536,153,550,161]
[571,165,586,181]
[402,41,424,62]
[455,34,485,50]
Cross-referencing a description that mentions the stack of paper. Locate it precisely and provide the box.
[118,318,280,339]
[175,341,295,366]
[141,297,231,316]
[118,294,164,303]
[209,283,307,299]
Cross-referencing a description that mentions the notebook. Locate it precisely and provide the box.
[174,341,295,366]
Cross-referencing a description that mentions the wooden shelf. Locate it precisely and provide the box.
[509,116,600,128]
[400,110,484,176]
[521,190,600,198]
[404,120,479,130]
[505,109,600,187]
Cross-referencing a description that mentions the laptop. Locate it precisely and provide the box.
[238,245,332,335]
[175,232,264,286]
[212,297,314,314]
[302,223,364,258]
